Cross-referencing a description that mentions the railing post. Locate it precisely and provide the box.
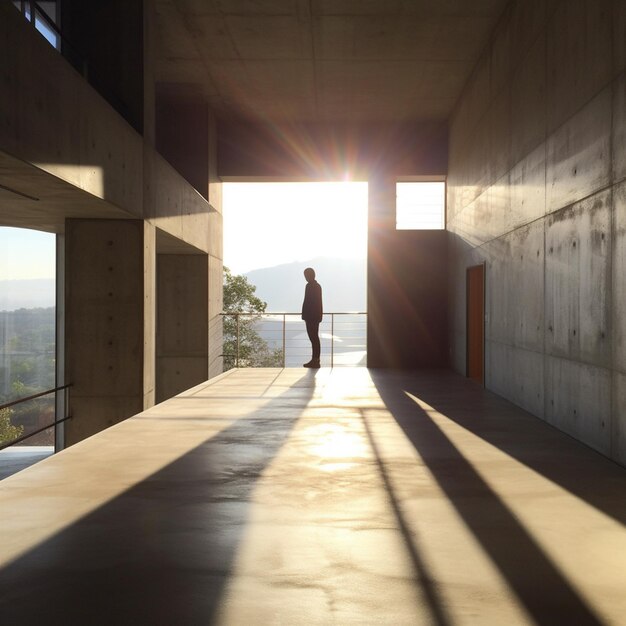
[282,314,286,368]
[331,313,334,369]
[236,314,240,368]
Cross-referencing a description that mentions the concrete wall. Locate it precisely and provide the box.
[368,175,449,368]
[65,219,152,445]
[1,3,224,445]
[60,0,144,133]
[447,0,626,463]
[156,90,209,199]
[217,121,448,181]
[0,2,216,253]
[156,254,208,403]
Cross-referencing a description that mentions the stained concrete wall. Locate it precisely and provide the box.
[447,0,626,464]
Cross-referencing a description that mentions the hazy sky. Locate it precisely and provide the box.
[223,182,368,275]
[0,182,368,280]
[0,227,56,280]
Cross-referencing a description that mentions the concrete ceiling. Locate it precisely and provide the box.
[155,0,510,125]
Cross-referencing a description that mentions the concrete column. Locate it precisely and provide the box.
[156,254,208,403]
[208,253,223,378]
[208,111,223,377]
[65,218,155,445]
[367,174,448,368]
[143,221,156,408]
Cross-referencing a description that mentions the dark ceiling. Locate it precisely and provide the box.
[155,0,509,125]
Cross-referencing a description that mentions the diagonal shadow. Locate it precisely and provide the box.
[359,407,453,626]
[371,370,607,626]
[390,370,626,526]
[0,371,318,625]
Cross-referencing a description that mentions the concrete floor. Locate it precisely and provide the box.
[0,368,625,625]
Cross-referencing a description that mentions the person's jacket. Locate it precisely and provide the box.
[302,280,323,322]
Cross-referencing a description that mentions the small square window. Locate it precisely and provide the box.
[396,181,446,230]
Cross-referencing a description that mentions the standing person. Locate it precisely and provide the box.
[302,267,323,368]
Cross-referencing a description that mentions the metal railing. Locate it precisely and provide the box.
[0,384,71,451]
[221,312,367,369]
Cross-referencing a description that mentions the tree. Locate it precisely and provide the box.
[0,408,23,445]
[223,267,283,370]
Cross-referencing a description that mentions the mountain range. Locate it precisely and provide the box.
[0,257,367,313]
[0,279,55,311]
[245,257,366,313]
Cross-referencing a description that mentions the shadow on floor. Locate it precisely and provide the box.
[0,371,318,625]
[371,369,612,626]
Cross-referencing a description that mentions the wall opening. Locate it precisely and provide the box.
[0,226,57,477]
[223,181,368,368]
[396,178,446,230]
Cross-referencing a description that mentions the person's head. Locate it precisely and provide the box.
[304,267,316,283]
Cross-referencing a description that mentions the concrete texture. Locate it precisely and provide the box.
[1,368,625,625]
[156,253,209,403]
[154,0,510,125]
[367,175,448,368]
[0,1,216,254]
[447,0,626,465]
[65,219,151,445]
[1,2,224,446]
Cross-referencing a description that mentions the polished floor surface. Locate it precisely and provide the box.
[1,368,625,625]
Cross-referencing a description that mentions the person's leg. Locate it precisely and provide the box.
[305,320,321,364]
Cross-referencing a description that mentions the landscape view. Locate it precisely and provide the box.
[238,257,367,368]
[0,278,56,448]
[222,182,368,369]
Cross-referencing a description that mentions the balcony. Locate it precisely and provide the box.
[1,367,625,623]
[222,312,367,369]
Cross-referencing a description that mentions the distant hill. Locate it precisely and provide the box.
[0,279,55,312]
[245,257,366,312]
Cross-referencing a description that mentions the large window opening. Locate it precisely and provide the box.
[223,182,368,369]
[0,227,57,478]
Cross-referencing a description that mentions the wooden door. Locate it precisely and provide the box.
[466,264,485,384]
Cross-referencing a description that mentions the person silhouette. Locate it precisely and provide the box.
[302,267,323,368]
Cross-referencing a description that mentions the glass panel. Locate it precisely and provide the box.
[11,1,61,50]
[35,9,60,50]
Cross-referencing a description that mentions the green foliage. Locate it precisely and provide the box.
[0,407,24,445]
[0,307,56,402]
[0,307,56,446]
[223,267,283,370]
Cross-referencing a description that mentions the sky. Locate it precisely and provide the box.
[0,227,56,280]
[0,182,368,280]
[223,182,368,275]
